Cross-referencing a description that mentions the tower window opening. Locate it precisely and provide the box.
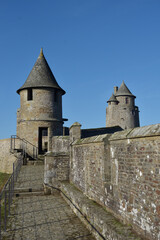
[125,97,129,104]
[54,89,58,102]
[27,89,33,101]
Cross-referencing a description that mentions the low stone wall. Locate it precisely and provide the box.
[0,138,18,173]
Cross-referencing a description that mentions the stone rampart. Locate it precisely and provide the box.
[70,124,160,240]
[108,124,160,240]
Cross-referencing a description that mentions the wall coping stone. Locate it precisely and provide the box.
[0,138,11,141]
[109,123,160,141]
[52,136,69,139]
[72,134,110,145]
[45,152,69,157]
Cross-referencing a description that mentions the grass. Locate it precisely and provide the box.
[0,172,11,192]
[0,172,11,231]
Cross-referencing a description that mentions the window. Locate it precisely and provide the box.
[27,89,33,101]
[125,97,129,104]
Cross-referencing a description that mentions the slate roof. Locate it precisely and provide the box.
[17,49,65,95]
[81,126,123,138]
[107,93,118,103]
[115,81,135,98]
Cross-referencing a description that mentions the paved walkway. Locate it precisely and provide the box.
[3,165,95,240]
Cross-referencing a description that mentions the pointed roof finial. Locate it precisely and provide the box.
[40,48,43,58]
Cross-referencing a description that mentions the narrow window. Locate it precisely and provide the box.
[27,89,33,101]
[125,97,129,104]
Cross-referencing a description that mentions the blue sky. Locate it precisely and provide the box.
[0,0,160,139]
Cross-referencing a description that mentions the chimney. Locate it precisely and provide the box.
[114,86,118,94]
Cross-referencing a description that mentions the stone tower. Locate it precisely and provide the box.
[106,81,140,129]
[16,49,67,154]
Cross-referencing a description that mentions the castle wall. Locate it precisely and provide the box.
[108,128,160,240]
[44,124,160,239]
[0,139,19,173]
[70,124,160,240]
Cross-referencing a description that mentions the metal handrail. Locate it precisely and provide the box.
[10,135,38,160]
[0,155,23,239]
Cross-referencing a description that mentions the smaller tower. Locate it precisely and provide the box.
[106,81,140,129]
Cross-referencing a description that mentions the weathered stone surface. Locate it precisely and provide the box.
[67,124,160,240]
[52,136,70,153]
[0,138,19,173]
[44,152,69,185]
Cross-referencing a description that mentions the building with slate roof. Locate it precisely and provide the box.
[16,49,67,154]
[106,81,140,129]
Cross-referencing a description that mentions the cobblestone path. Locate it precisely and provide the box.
[3,165,95,240]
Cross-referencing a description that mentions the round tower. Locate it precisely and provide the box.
[106,81,140,129]
[16,49,67,154]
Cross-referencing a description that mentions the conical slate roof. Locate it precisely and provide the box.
[17,49,65,95]
[115,81,135,98]
[107,93,118,103]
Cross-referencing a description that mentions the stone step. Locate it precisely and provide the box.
[14,187,43,193]
[27,160,44,165]
[14,191,44,197]
[37,154,45,161]
[14,187,44,197]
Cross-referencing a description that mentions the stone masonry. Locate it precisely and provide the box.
[45,123,160,240]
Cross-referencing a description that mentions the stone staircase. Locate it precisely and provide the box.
[2,160,95,240]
